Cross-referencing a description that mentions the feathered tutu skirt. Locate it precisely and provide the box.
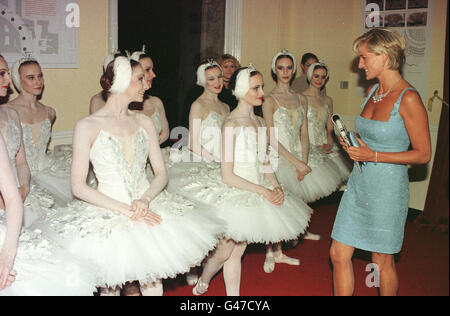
[22,181,55,228]
[0,217,98,296]
[32,145,75,207]
[328,144,352,181]
[31,190,224,288]
[273,148,345,203]
[167,162,312,244]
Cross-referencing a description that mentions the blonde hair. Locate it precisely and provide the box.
[217,54,240,69]
[353,28,406,70]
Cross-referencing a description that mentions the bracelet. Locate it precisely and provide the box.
[375,151,378,165]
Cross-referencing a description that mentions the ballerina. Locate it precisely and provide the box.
[0,55,97,296]
[8,57,73,207]
[303,62,352,182]
[1,60,55,227]
[89,50,122,115]
[291,52,327,96]
[32,56,223,296]
[169,65,312,296]
[166,59,230,286]
[167,59,229,174]
[264,51,344,205]
[262,50,328,273]
[129,45,170,145]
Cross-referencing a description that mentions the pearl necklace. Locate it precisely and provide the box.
[372,78,401,103]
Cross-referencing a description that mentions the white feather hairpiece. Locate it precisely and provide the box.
[307,62,330,83]
[271,49,297,74]
[109,56,132,95]
[130,45,147,62]
[196,59,221,87]
[11,53,38,93]
[232,64,256,100]
[103,49,121,72]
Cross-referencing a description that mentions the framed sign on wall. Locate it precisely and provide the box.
[362,0,433,100]
[0,0,78,68]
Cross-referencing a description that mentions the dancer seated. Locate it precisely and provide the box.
[129,45,169,145]
[8,57,73,207]
[0,106,55,227]
[0,56,97,296]
[89,50,122,115]
[32,56,223,296]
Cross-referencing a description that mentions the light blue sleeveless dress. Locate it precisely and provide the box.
[331,84,415,254]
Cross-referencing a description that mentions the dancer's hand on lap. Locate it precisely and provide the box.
[264,188,284,206]
[130,199,149,221]
[136,210,163,227]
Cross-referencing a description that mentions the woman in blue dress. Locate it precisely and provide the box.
[330,28,431,296]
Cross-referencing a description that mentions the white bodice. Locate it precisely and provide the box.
[233,127,267,185]
[307,104,329,146]
[151,111,162,136]
[199,111,226,156]
[21,119,52,173]
[272,102,305,158]
[0,119,21,184]
[90,127,150,205]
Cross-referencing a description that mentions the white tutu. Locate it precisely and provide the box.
[273,147,344,203]
[0,215,98,296]
[167,160,312,244]
[33,190,223,288]
[328,145,352,181]
[21,119,74,207]
[22,181,55,227]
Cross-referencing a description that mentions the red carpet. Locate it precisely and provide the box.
[163,194,449,296]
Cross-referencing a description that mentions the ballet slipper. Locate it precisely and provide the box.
[274,253,300,266]
[192,278,209,296]
[186,272,199,286]
[303,232,321,241]
[263,255,275,274]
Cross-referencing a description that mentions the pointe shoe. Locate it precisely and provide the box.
[304,232,321,241]
[192,278,209,296]
[186,272,199,286]
[274,254,300,266]
[263,256,275,273]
